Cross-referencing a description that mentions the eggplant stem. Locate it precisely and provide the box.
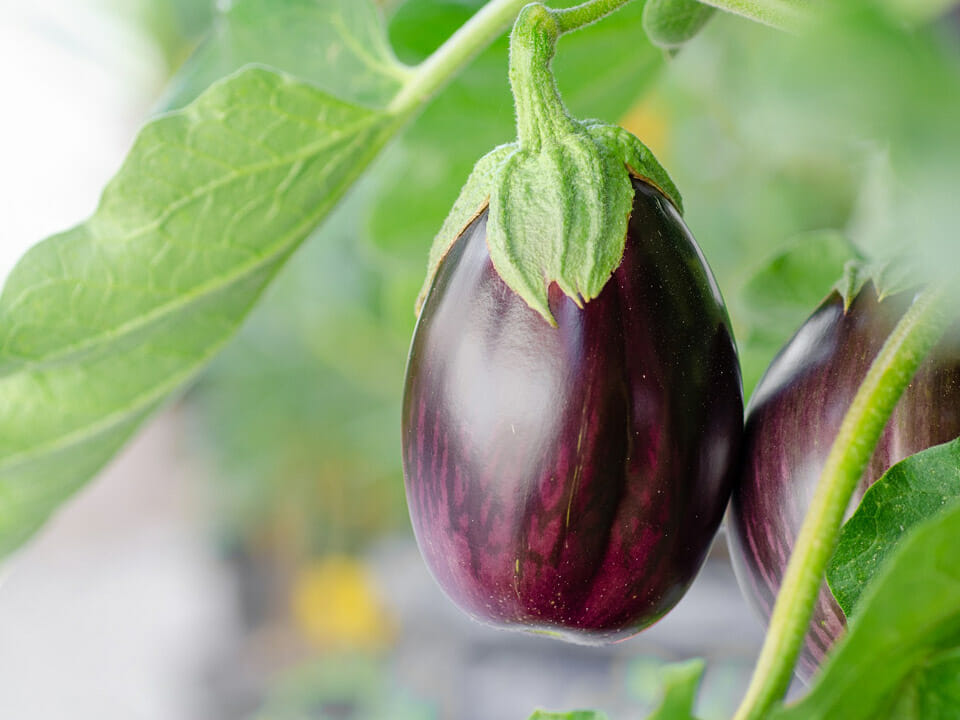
[732,286,954,720]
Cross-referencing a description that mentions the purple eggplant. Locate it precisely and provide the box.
[728,285,960,678]
[401,179,744,643]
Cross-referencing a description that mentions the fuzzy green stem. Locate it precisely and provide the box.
[508,0,636,149]
[553,0,637,32]
[696,0,809,29]
[732,287,954,720]
[509,5,571,149]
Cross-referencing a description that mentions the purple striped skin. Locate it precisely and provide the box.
[402,180,743,644]
[728,286,960,680]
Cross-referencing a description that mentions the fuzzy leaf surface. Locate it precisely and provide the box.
[0,67,396,555]
[161,0,407,109]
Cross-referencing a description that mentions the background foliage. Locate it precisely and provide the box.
[3,0,960,717]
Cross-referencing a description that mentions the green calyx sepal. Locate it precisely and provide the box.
[835,255,921,311]
[415,143,515,314]
[415,124,681,324]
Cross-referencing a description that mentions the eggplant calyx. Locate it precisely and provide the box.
[836,256,922,311]
[415,3,681,325]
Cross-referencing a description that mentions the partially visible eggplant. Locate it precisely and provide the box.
[728,285,960,679]
[402,179,744,643]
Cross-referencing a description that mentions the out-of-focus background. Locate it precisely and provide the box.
[2,0,957,717]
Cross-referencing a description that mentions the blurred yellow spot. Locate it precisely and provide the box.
[291,555,395,651]
[619,99,670,163]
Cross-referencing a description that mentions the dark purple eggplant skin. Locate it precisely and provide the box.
[728,286,960,679]
[401,180,744,643]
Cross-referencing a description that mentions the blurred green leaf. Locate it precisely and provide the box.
[773,502,960,720]
[528,712,608,720]
[705,2,960,287]
[884,649,960,720]
[255,654,436,720]
[646,660,705,720]
[643,0,716,50]
[827,438,960,618]
[736,231,858,397]
[0,68,397,557]
[160,0,408,109]
[107,0,215,70]
[740,231,858,332]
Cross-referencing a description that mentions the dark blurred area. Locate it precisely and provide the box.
[3,0,959,717]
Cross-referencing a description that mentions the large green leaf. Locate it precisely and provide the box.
[884,648,960,720]
[827,438,960,617]
[646,660,704,720]
[0,67,397,555]
[161,0,409,109]
[773,502,960,720]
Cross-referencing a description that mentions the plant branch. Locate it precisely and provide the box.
[387,0,530,116]
[552,0,636,33]
[388,0,638,118]
[732,287,954,720]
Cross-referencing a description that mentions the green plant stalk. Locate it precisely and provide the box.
[732,287,954,720]
[388,0,637,118]
[504,0,635,149]
[553,0,636,32]
[388,0,529,116]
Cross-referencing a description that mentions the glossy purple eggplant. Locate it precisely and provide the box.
[728,285,960,679]
[402,179,744,643]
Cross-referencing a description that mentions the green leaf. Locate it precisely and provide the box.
[161,0,409,109]
[646,660,705,720]
[642,0,716,50]
[827,438,960,618]
[737,231,860,397]
[0,67,397,556]
[525,660,705,720]
[885,649,960,720]
[772,501,960,720]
